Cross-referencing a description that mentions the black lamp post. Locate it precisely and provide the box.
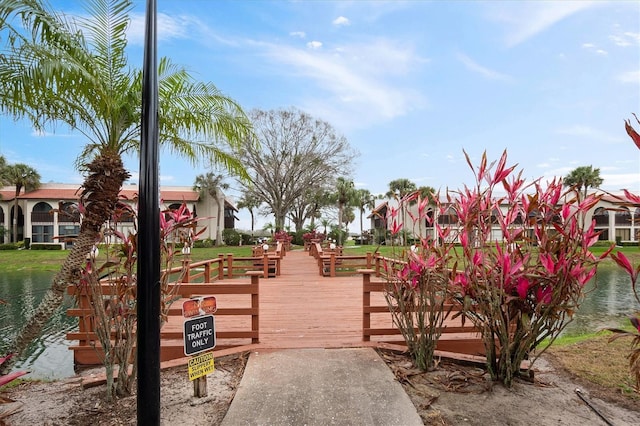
[137,0,160,424]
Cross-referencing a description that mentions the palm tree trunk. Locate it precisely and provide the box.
[12,195,19,243]
[216,193,224,246]
[0,153,129,374]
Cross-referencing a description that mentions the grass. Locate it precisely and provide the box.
[0,249,69,272]
[547,331,640,401]
[1,243,638,273]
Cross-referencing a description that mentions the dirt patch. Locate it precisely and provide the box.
[1,349,639,425]
[0,352,248,425]
[378,349,640,426]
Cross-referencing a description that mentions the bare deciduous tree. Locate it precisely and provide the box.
[237,108,357,230]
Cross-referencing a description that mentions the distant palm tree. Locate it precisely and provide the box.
[355,188,375,241]
[237,191,262,236]
[386,178,417,244]
[564,166,604,200]
[332,177,356,245]
[320,218,332,234]
[0,0,251,375]
[386,178,417,201]
[194,173,229,246]
[4,163,40,242]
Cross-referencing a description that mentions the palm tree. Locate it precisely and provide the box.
[354,188,375,242]
[564,166,604,201]
[0,155,7,178]
[386,178,417,245]
[193,173,229,246]
[237,191,262,237]
[0,0,252,373]
[320,218,332,235]
[332,177,355,246]
[4,163,40,242]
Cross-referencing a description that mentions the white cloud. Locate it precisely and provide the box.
[617,70,639,83]
[260,39,426,129]
[555,125,622,143]
[601,173,640,190]
[128,13,238,47]
[609,35,631,47]
[624,31,640,44]
[456,53,512,81]
[333,16,350,26]
[306,41,323,49]
[290,31,306,38]
[609,31,640,47]
[582,43,607,55]
[128,13,189,45]
[488,2,600,47]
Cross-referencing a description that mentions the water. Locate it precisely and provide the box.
[0,266,637,379]
[563,265,639,336]
[0,271,76,380]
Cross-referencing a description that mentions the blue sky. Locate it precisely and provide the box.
[1,1,639,230]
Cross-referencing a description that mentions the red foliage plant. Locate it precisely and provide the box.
[387,150,609,386]
[607,115,640,392]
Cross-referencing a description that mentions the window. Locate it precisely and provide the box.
[32,225,53,243]
[31,202,53,223]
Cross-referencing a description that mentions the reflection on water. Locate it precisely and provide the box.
[0,264,637,378]
[0,271,76,380]
[563,264,638,336]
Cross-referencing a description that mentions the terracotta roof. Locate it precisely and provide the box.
[17,187,81,200]
[0,189,17,201]
[600,193,640,206]
[119,188,200,202]
[7,184,200,203]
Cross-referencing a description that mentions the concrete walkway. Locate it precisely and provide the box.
[221,348,422,426]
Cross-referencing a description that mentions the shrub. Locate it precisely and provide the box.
[31,243,62,250]
[193,238,214,248]
[388,150,609,386]
[223,229,241,246]
[0,243,19,250]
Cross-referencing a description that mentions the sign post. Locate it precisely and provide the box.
[183,298,217,397]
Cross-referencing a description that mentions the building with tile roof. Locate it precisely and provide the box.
[0,183,237,246]
[368,191,640,245]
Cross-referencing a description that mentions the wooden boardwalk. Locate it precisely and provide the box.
[256,249,382,349]
[71,248,487,371]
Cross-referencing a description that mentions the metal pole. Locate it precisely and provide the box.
[137,0,160,424]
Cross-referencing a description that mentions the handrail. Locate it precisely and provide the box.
[66,258,263,366]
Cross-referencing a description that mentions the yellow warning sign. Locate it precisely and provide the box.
[188,351,215,381]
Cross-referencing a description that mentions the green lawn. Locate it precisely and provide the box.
[0,244,637,273]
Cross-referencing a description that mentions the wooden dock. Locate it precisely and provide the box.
[69,248,486,368]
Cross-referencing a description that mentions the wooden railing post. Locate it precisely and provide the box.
[227,254,233,279]
[78,288,91,347]
[366,252,372,268]
[181,259,191,283]
[359,269,374,342]
[218,254,225,280]
[246,271,262,344]
[330,252,336,277]
[203,262,211,282]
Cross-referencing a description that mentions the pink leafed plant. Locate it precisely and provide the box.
[386,149,609,386]
[607,115,640,391]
